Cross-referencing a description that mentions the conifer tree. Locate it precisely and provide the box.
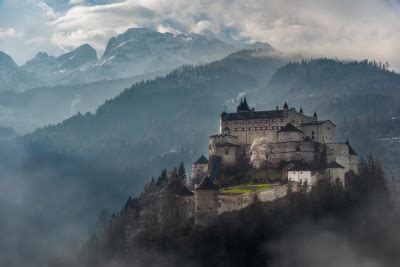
[169,167,179,181]
[156,169,167,186]
[178,162,186,182]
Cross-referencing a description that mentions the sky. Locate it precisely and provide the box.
[0,0,399,70]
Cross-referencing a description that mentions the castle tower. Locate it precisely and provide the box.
[313,112,318,121]
[190,154,209,187]
[345,140,358,174]
[237,97,251,113]
[158,179,194,227]
[283,102,289,110]
[194,176,219,226]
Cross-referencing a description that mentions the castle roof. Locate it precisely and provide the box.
[302,120,336,127]
[194,154,209,164]
[221,109,284,121]
[159,179,193,196]
[196,176,218,190]
[345,140,357,155]
[283,102,289,109]
[237,97,251,112]
[278,123,303,133]
[326,161,345,169]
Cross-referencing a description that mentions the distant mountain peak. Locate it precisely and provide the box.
[0,51,18,68]
[57,43,97,70]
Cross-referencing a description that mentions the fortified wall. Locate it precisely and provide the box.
[158,178,292,227]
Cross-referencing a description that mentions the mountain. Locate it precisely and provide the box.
[0,74,152,134]
[22,44,98,85]
[0,51,39,92]
[20,28,273,86]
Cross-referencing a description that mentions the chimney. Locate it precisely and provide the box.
[276,106,279,110]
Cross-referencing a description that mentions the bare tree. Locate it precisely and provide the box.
[250,138,274,175]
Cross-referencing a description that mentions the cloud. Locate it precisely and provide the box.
[0,28,22,39]
[1,0,400,69]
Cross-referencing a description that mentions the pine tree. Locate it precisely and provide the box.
[156,169,167,186]
[96,209,110,240]
[178,162,187,182]
[169,167,178,181]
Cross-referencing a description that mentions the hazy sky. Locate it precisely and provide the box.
[0,0,399,70]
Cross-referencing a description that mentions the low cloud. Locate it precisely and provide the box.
[0,28,22,39]
[1,0,400,69]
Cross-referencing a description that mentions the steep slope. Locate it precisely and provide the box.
[0,51,39,92]
[0,75,151,134]
[25,49,289,169]
[25,57,400,174]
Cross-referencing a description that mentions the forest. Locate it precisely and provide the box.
[49,155,398,267]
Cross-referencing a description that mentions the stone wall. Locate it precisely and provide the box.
[191,163,208,185]
[217,185,289,214]
[195,190,218,226]
[326,143,350,171]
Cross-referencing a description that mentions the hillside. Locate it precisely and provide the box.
[0,73,159,134]
[26,57,400,170]
[25,49,290,171]
[7,52,400,267]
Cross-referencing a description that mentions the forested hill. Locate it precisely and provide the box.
[11,52,400,267]
[252,59,400,154]
[24,50,290,173]
[26,56,400,166]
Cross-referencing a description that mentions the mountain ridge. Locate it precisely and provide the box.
[17,28,273,87]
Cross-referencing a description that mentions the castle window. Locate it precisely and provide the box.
[225,149,229,155]
[280,119,284,122]
[209,207,213,210]
[197,207,200,210]
[247,128,251,131]
[272,119,276,122]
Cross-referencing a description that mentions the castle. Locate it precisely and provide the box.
[204,99,358,185]
[159,100,359,227]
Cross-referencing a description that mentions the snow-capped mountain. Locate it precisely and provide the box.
[22,44,97,85]
[20,28,273,86]
[0,51,40,92]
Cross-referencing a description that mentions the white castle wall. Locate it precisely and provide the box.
[326,143,350,172]
[302,121,336,144]
[217,185,288,214]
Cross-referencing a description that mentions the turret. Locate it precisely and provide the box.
[283,102,289,110]
[237,97,251,113]
[159,179,194,227]
[313,112,318,120]
[194,176,219,226]
[191,154,209,187]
